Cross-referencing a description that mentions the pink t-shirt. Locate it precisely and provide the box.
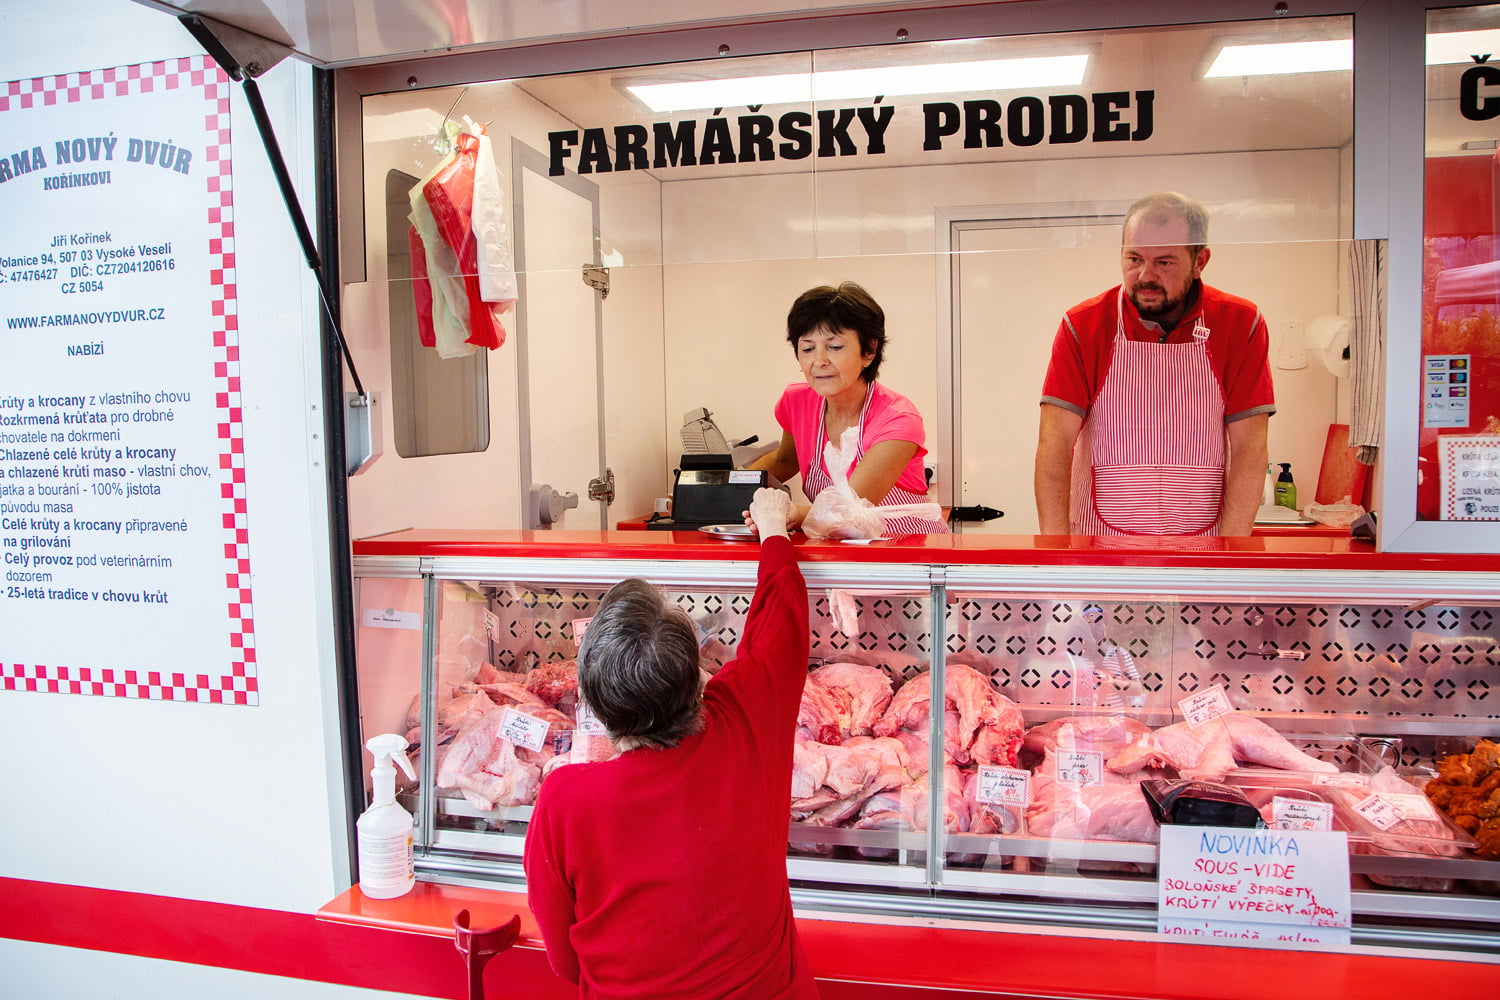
[773,381,931,496]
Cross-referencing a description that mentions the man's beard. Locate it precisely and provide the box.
[1129,281,1186,321]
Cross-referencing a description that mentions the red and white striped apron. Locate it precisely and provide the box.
[805,388,950,536]
[1070,288,1225,536]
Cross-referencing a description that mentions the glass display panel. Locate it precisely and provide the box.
[936,589,1500,898]
[347,15,1355,539]
[1420,5,1500,522]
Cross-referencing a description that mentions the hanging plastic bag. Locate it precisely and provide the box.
[801,427,943,540]
[471,130,518,309]
[1306,495,1366,529]
[407,226,436,348]
[424,128,506,350]
[409,141,475,359]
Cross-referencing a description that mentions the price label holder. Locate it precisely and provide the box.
[361,608,420,631]
[1179,685,1233,728]
[1056,750,1103,786]
[1353,793,1404,832]
[1271,796,1333,832]
[1382,792,1438,823]
[575,698,608,737]
[571,616,592,650]
[484,610,499,642]
[499,707,549,752]
[977,766,1030,807]
[1157,825,1351,946]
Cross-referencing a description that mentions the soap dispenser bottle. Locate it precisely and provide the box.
[357,734,417,899]
[1274,463,1298,511]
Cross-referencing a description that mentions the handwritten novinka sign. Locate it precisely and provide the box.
[1157,825,1351,946]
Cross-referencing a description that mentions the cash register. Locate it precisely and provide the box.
[646,408,782,530]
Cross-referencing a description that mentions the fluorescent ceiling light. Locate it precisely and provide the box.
[1428,28,1500,66]
[1205,29,1500,78]
[1205,39,1351,78]
[626,54,1089,113]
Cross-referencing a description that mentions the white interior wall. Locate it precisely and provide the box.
[2,0,347,915]
[660,149,1347,527]
[346,85,667,535]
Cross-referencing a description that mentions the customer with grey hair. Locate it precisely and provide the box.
[524,488,820,998]
[1035,191,1275,537]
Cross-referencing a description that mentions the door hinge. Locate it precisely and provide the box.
[582,263,610,299]
[589,467,615,505]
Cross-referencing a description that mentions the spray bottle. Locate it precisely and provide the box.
[1275,463,1298,511]
[357,734,417,899]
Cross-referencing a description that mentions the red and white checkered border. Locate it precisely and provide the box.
[1,55,258,706]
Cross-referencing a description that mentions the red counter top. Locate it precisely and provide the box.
[353,528,1500,573]
[317,881,1500,999]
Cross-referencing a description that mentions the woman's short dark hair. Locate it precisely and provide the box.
[578,578,703,749]
[785,281,887,383]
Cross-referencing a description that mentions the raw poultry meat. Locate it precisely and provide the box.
[475,662,527,686]
[525,659,579,707]
[791,739,831,800]
[1108,713,1337,780]
[853,765,970,839]
[1026,752,1159,843]
[798,679,844,745]
[873,666,1024,768]
[435,709,542,809]
[1108,720,1237,780]
[1022,716,1153,763]
[843,735,916,791]
[478,681,546,709]
[807,662,895,739]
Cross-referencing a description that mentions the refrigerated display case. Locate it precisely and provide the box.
[352,531,1500,958]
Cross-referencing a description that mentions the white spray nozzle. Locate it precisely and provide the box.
[366,733,416,781]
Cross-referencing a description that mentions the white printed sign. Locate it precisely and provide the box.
[571,616,591,649]
[574,697,608,736]
[1179,686,1234,728]
[1157,825,1351,946]
[1271,796,1333,832]
[977,766,1030,806]
[1383,792,1438,823]
[361,608,421,631]
[1055,750,1103,786]
[1438,435,1500,521]
[499,707,549,752]
[0,57,256,705]
[1353,793,1404,832]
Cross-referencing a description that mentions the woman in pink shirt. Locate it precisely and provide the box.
[750,282,948,535]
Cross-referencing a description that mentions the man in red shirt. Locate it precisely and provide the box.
[524,488,820,999]
[1034,192,1274,537]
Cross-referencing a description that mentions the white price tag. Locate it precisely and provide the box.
[361,608,421,631]
[729,470,761,484]
[1271,796,1333,832]
[1056,750,1103,786]
[571,616,592,650]
[499,707,550,752]
[1382,792,1438,823]
[1353,794,1403,831]
[574,698,609,736]
[977,766,1031,806]
[1312,773,1367,790]
[484,610,499,642]
[1179,685,1234,728]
